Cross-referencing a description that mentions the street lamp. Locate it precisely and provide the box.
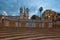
[39,7,43,19]
[39,7,43,28]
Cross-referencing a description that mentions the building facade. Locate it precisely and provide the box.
[2,18,52,28]
[0,8,54,28]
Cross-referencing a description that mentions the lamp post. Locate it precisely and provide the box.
[39,7,43,28]
[39,7,43,20]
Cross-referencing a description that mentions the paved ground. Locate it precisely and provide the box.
[0,27,60,40]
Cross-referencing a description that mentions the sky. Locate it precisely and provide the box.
[0,0,60,18]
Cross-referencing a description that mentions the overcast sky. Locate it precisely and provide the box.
[0,0,60,17]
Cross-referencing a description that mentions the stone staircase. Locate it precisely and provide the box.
[0,27,60,40]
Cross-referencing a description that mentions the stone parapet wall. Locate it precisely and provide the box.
[0,19,53,28]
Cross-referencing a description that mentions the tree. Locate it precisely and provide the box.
[31,15,40,20]
[31,15,36,20]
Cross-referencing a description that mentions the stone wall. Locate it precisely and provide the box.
[2,19,53,28]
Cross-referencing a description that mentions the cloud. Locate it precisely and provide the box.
[12,14,16,16]
[2,11,8,16]
[11,12,18,16]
